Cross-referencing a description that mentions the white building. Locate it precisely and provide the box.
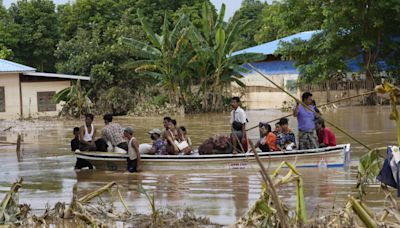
[0,59,89,119]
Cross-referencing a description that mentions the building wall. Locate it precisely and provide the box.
[0,73,22,119]
[21,81,70,118]
[240,73,299,109]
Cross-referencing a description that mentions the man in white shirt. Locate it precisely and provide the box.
[230,97,248,153]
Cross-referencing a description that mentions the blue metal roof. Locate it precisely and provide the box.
[242,61,298,76]
[231,30,320,56]
[0,59,36,72]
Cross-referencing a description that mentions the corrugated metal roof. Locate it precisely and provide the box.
[231,30,320,56]
[0,59,36,72]
[23,72,90,81]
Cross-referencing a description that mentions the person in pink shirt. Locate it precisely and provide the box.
[316,118,336,147]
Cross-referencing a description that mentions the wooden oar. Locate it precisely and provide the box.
[246,90,376,132]
[248,63,372,151]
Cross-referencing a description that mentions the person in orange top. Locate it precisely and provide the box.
[256,122,278,152]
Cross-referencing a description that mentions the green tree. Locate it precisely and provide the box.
[229,0,266,50]
[0,1,16,58]
[276,0,400,85]
[8,0,58,72]
[254,0,324,44]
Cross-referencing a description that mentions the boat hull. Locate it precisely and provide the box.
[75,144,351,171]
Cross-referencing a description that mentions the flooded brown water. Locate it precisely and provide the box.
[0,106,397,225]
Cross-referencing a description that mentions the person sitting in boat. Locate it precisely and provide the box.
[71,127,93,169]
[256,122,278,152]
[123,127,140,172]
[101,114,128,152]
[146,128,167,155]
[315,117,336,147]
[164,119,180,155]
[293,92,319,149]
[178,126,192,155]
[79,114,97,151]
[162,116,172,138]
[230,97,248,153]
[276,117,296,151]
[273,122,282,136]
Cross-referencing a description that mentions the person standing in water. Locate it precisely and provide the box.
[124,127,140,172]
[71,127,93,169]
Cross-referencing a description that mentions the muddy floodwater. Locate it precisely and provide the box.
[0,106,397,225]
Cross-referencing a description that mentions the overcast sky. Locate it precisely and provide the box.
[3,0,268,21]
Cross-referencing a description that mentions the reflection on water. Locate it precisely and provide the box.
[0,106,397,224]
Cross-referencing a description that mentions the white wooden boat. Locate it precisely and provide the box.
[74,144,351,171]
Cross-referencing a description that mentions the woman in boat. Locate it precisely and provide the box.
[79,114,97,151]
[123,127,140,172]
[315,117,336,147]
[164,119,180,155]
[256,123,278,152]
[178,126,192,155]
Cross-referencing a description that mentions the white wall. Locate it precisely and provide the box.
[0,73,21,119]
[21,81,70,118]
[239,73,299,109]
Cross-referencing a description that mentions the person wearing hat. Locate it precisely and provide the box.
[148,128,167,155]
[276,117,296,151]
[123,127,140,172]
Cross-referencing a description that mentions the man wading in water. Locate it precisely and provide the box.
[293,92,319,150]
[230,97,248,153]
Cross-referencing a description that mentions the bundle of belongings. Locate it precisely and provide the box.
[198,135,232,154]
[377,146,400,196]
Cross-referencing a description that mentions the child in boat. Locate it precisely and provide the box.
[276,117,296,151]
[71,127,93,170]
[123,127,140,172]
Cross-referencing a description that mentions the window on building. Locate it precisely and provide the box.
[0,87,5,112]
[37,91,56,112]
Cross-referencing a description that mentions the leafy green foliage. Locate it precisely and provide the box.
[356,148,385,197]
[229,0,266,50]
[254,0,324,44]
[275,0,400,83]
[8,0,58,72]
[53,79,92,117]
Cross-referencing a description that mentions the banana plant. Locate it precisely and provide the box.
[122,10,192,105]
[187,2,264,111]
[53,79,92,117]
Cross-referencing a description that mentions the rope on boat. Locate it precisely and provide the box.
[247,63,372,151]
